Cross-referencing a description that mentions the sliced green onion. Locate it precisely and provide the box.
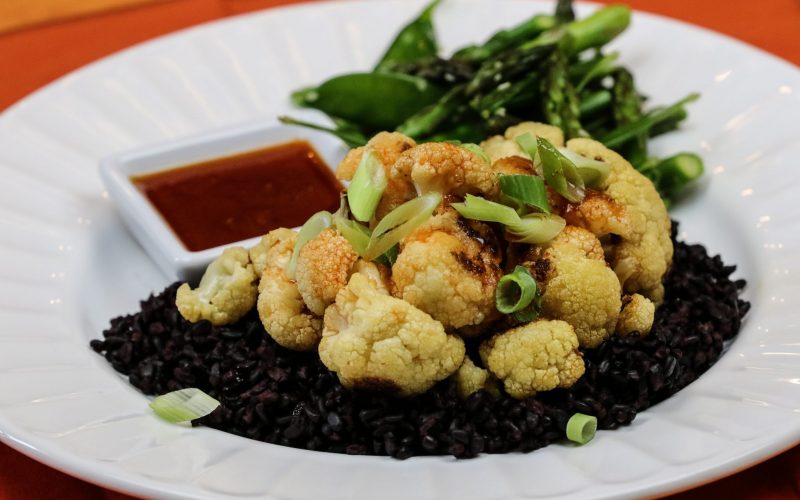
[287,210,332,277]
[537,137,585,203]
[149,388,220,423]
[558,147,610,187]
[499,174,550,213]
[364,192,441,260]
[348,150,387,222]
[496,265,538,315]
[566,413,597,444]
[334,214,371,256]
[451,194,521,225]
[374,244,400,267]
[514,132,539,164]
[460,143,491,165]
[506,213,566,244]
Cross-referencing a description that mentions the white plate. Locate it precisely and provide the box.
[0,1,799,498]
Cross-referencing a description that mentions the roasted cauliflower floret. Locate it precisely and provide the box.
[257,266,322,351]
[176,247,258,326]
[319,273,465,396]
[480,122,565,162]
[491,155,536,176]
[249,228,297,276]
[566,138,672,303]
[295,228,359,315]
[392,142,499,199]
[454,356,499,399]
[479,320,584,399]
[392,208,502,332]
[336,132,417,218]
[253,229,321,351]
[616,293,655,336]
[561,190,634,240]
[525,227,621,349]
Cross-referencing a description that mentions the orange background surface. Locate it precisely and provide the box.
[1,0,799,498]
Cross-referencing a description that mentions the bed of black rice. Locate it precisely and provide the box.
[90,226,749,459]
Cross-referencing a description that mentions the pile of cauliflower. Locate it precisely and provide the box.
[175,122,671,400]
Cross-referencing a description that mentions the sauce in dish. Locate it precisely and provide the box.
[132,140,342,252]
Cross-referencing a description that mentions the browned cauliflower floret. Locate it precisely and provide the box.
[479,320,584,399]
[525,226,621,348]
[616,293,655,336]
[561,190,634,240]
[295,228,359,315]
[253,228,321,351]
[392,208,502,332]
[319,273,465,396]
[392,142,499,199]
[491,155,536,176]
[480,122,565,162]
[257,266,322,351]
[176,247,258,326]
[249,228,297,276]
[454,356,499,399]
[336,132,417,218]
[566,138,672,303]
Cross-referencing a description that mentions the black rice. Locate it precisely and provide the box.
[90,227,749,459]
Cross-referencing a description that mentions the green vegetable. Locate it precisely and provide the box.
[610,68,647,166]
[291,72,444,131]
[601,93,700,148]
[278,115,367,148]
[499,174,550,213]
[564,5,631,55]
[347,150,387,222]
[397,85,466,138]
[554,0,576,23]
[575,51,619,91]
[334,214,371,256]
[558,147,610,186]
[578,89,612,116]
[566,413,597,444]
[541,48,584,139]
[496,265,538,315]
[460,143,491,165]
[505,213,566,244]
[375,0,441,71]
[364,192,441,261]
[149,388,220,423]
[453,14,557,63]
[451,194,521,225]
[640,152,704,199]
[287,210,332,277]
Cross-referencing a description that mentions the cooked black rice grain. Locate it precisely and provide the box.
[91,229,749,459]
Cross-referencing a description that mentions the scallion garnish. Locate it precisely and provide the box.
[514,132,539,164]
[287,210,332,277]
[364,192,441,261]
[536,136,585,203]
[149,388,220,424]
[347,150,387,222]
[566,413,598,444]
[505,213,566,244]
[334,214,371,256]
[496,265,538,315]
[451,194,521,225]
[499,174,550,213]
[557,147,610,187]
[460,143,491,165]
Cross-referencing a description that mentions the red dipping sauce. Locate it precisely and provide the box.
[132,140,342,251]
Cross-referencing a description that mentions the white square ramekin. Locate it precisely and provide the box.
[99,120,348,281]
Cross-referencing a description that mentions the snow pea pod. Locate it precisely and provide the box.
[375,0,441,71]
[291,72,445,131]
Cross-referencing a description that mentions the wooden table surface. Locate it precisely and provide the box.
[0,0,799,498]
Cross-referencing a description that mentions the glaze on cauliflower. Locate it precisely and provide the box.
[392,142,499,199]
[249,228,297,276]
[176,247,258,326]
[616,293,655,336]
[336,132,417,218]
[319,273,465,396]
[295,228,359,315]
[392,208,502,333]
[566,138,672,303]
[479,320,584,399]
[254,229,321,351]
[525,226,622,349]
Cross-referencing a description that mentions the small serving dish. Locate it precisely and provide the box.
[99,121,348,281]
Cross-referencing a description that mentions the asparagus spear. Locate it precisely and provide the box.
[541,48,585,139]
[601,93,699,148]
[611,68,647,166]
